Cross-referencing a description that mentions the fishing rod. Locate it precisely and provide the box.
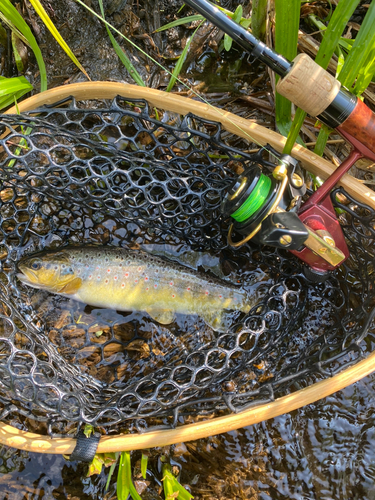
[186,0,375,281]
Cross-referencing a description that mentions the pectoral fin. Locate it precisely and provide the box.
[58,277,82,295]
[202,310,233,332]
[148,310,175,325]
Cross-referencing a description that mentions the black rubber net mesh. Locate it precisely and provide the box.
[0,95,374,435]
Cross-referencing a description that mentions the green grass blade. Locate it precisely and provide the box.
[117,452,130,500]
[251,0,267,41]
[141,454,148,479]
[117,451,142,500]
[11,32,24,74]
[337,0,375,89]
[0,0,47,91]
[166,21,203,92]
[28,0,89,80]
[105,452,119,491]
[314,0,360,69]
[283,108,307,154]
[274,0,300,138]
[314,124,333,157]
[156,15,205,31]
[162,466,193,500]
[98,0,145,87]
[354,47,375,94]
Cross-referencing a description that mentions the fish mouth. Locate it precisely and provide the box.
[17,268,41,289]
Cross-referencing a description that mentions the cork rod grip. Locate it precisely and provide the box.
[276,54,341,117]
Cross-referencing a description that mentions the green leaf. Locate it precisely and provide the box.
[314,0,360,69]
[98,0,145,87]
[0,76,32,110]
[251,0,267,40]
[156,15,205,32]
[87,454,104,477]
[166,21,203,92]
[28,0,89,80]
[337,0,375,90]
[354,48,375,94]
[117,451,142,500]
[117,452,131,500]
[314,124,333,157]
[233,5,243,24]
[239,18,251,29]
[0,76,33,109]
[103,453,118,467]
[141,454,148,479]
[0,0,47,91]
[11,32,24,74]
[83,424,94,438]
[162,465,193,500]
[336,46,345,79]
[274,0,300,138]
[223,33,233,52]
[283,108,307,155]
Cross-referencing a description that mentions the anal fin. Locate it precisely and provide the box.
[148,310,175,325]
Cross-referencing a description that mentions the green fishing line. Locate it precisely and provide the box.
[231,174,271,223]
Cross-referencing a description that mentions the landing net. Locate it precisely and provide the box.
[0,96,373,436]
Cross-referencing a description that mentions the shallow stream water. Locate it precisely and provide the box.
[1,0,375,498]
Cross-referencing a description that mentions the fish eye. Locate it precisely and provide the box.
[31,261,41,270]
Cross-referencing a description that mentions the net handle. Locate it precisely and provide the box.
[1,82,374,454]
[1,349,375,454]
[5,81,375,211]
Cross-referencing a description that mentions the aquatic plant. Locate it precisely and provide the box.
[0,0,46,91]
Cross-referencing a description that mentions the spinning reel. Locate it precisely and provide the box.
[184,0,375,282]
[221,152,349,282]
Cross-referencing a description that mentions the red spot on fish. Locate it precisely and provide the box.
[97,275,101,280]
[170,282,173,286]
[121,283,125,288]
[107,269,111,273]
[205,291,209,295]
[187,287,191,291]
[145,277,149,281]
[114,276,117,280]
[89,275,92,280]
[146,287,149,291]
[219,295,222,298]
[154,284,158,288]
[172,294,175,298]
[105,279,109,284]
[138,267,141,272]
[125,273,129,278]
[134,279,138,283]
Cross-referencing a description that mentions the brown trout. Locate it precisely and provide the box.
[17,247,252,331]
